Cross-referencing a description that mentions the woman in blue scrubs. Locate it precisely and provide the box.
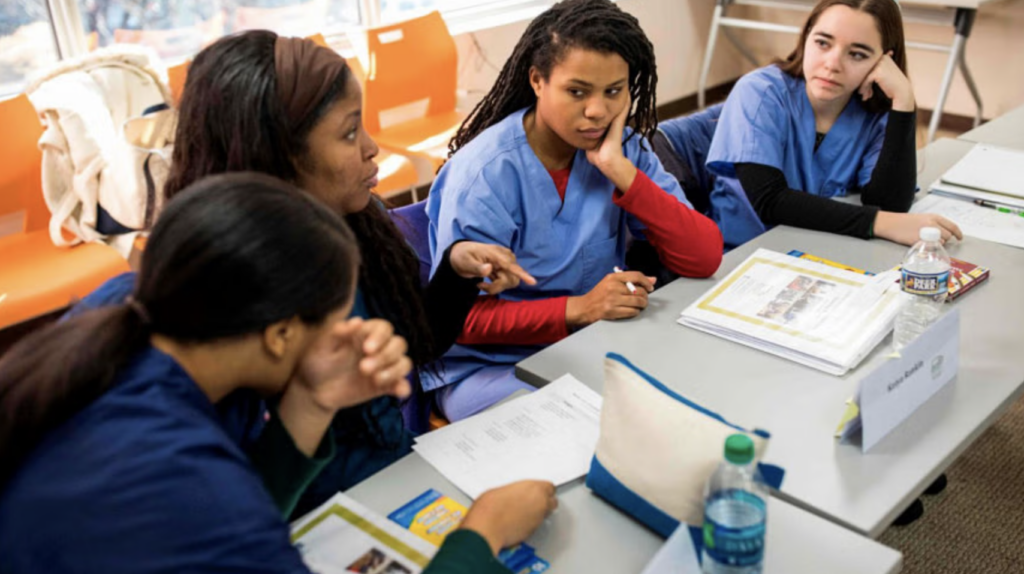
[73,31,536,518]
[702,0,963,249]
[424,0,725,420]
[0,173,556,574]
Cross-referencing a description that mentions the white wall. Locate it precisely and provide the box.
[454,0,750,111]
[453,0,1024,120]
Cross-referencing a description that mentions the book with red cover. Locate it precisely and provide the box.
[944,258,991,301]
[787,250,990,302]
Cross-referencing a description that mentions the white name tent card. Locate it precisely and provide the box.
[839,309,960,452]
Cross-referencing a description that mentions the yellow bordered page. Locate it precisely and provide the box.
[678,248,905,375]
[291,492,437,574]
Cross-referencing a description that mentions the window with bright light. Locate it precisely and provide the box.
[79,0,362,61]
[2,0,544,96]
[379,0,544,25]
[1,0,59,92]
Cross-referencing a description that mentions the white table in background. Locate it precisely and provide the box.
[957,103,1024,150]
[345,452,902,574]
[516,138,1024,538]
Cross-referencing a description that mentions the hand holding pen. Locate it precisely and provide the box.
[564,268,656,329]
[613,266,637,294]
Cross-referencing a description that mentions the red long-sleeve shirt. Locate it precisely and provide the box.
[456,168,722,346]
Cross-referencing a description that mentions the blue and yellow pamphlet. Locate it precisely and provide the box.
[389,489,550,573]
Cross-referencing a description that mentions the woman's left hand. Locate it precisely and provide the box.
[450,241,537,295]
[859,52,915,112]
[585,95,638,191]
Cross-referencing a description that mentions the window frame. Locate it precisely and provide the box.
[41,0,554,59]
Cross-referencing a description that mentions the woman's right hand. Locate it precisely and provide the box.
[293,317,413,413]
[565,271,656,329]
[873,211,963,246]
[458,481,558,555]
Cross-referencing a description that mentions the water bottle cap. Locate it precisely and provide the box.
[724,434,755,465]
[920,227,941,242]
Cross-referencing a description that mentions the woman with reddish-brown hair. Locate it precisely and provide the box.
[690,0,963,250]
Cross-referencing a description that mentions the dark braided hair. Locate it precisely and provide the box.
[449,0,658,157]
[166,31,436,368]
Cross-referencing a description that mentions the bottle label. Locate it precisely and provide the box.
[901,269,949,296]
[702,490,766,567]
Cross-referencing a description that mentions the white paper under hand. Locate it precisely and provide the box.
[413,374,602,499]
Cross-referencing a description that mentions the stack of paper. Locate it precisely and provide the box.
[413,374,603,499]
[929,143,1024,207]
[291,493,437,574]
[678,249,905,376]
[912,193,1024,249]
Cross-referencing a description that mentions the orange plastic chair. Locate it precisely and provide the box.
[0,94,130,329]
[167,59,190,106]
[360,11,465,171]
[308,33,419,198]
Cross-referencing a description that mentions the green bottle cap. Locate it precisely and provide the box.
[724,434,755,465]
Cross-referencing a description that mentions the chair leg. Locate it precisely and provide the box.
[698,2,728,110]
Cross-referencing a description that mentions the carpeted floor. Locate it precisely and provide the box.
[878,394,1024,573]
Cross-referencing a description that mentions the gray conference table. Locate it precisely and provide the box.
[517,137,1024,538]
[346,451,902,573]
[958,103,1024,150]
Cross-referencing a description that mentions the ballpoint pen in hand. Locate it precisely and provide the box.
[613,266,637,294]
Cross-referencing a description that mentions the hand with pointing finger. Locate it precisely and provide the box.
[450,241,537,295]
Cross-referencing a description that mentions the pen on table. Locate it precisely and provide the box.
[613,266,637,294]
[973,199,1024,217]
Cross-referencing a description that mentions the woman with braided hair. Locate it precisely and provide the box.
[423,0,724,421]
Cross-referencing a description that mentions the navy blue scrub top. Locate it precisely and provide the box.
[0,345,312,573]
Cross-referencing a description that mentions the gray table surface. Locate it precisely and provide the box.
[958,103,1024,150]
[345,452,902,574]
[517,137,1024,538]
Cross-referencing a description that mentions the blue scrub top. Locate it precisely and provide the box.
[422,107,693,391]
[706,65,888,249]
[58,273,412,517]
[0,346,311,574]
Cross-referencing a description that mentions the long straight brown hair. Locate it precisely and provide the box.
[777,0,908,114]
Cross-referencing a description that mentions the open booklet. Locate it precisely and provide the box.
[678,248,905,376]
[291,492,437,574]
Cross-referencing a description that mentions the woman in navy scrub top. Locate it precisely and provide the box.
[0,173,556,574]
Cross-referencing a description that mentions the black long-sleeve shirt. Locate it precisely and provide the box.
[422,242,483,361]
[735,110,917,239]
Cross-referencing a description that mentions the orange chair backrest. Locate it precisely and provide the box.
[361,11,457,134]
[167,60,191,106]
[0,94,48,234]
[307,33,366,91]
[307,33,328,48]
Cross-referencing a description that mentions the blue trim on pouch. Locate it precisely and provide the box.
[606,353,748,433]
[587,456,680,538]
[757,463,785,490]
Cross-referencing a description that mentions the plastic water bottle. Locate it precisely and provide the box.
[701,434,767,574]
[893,227,950,352]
